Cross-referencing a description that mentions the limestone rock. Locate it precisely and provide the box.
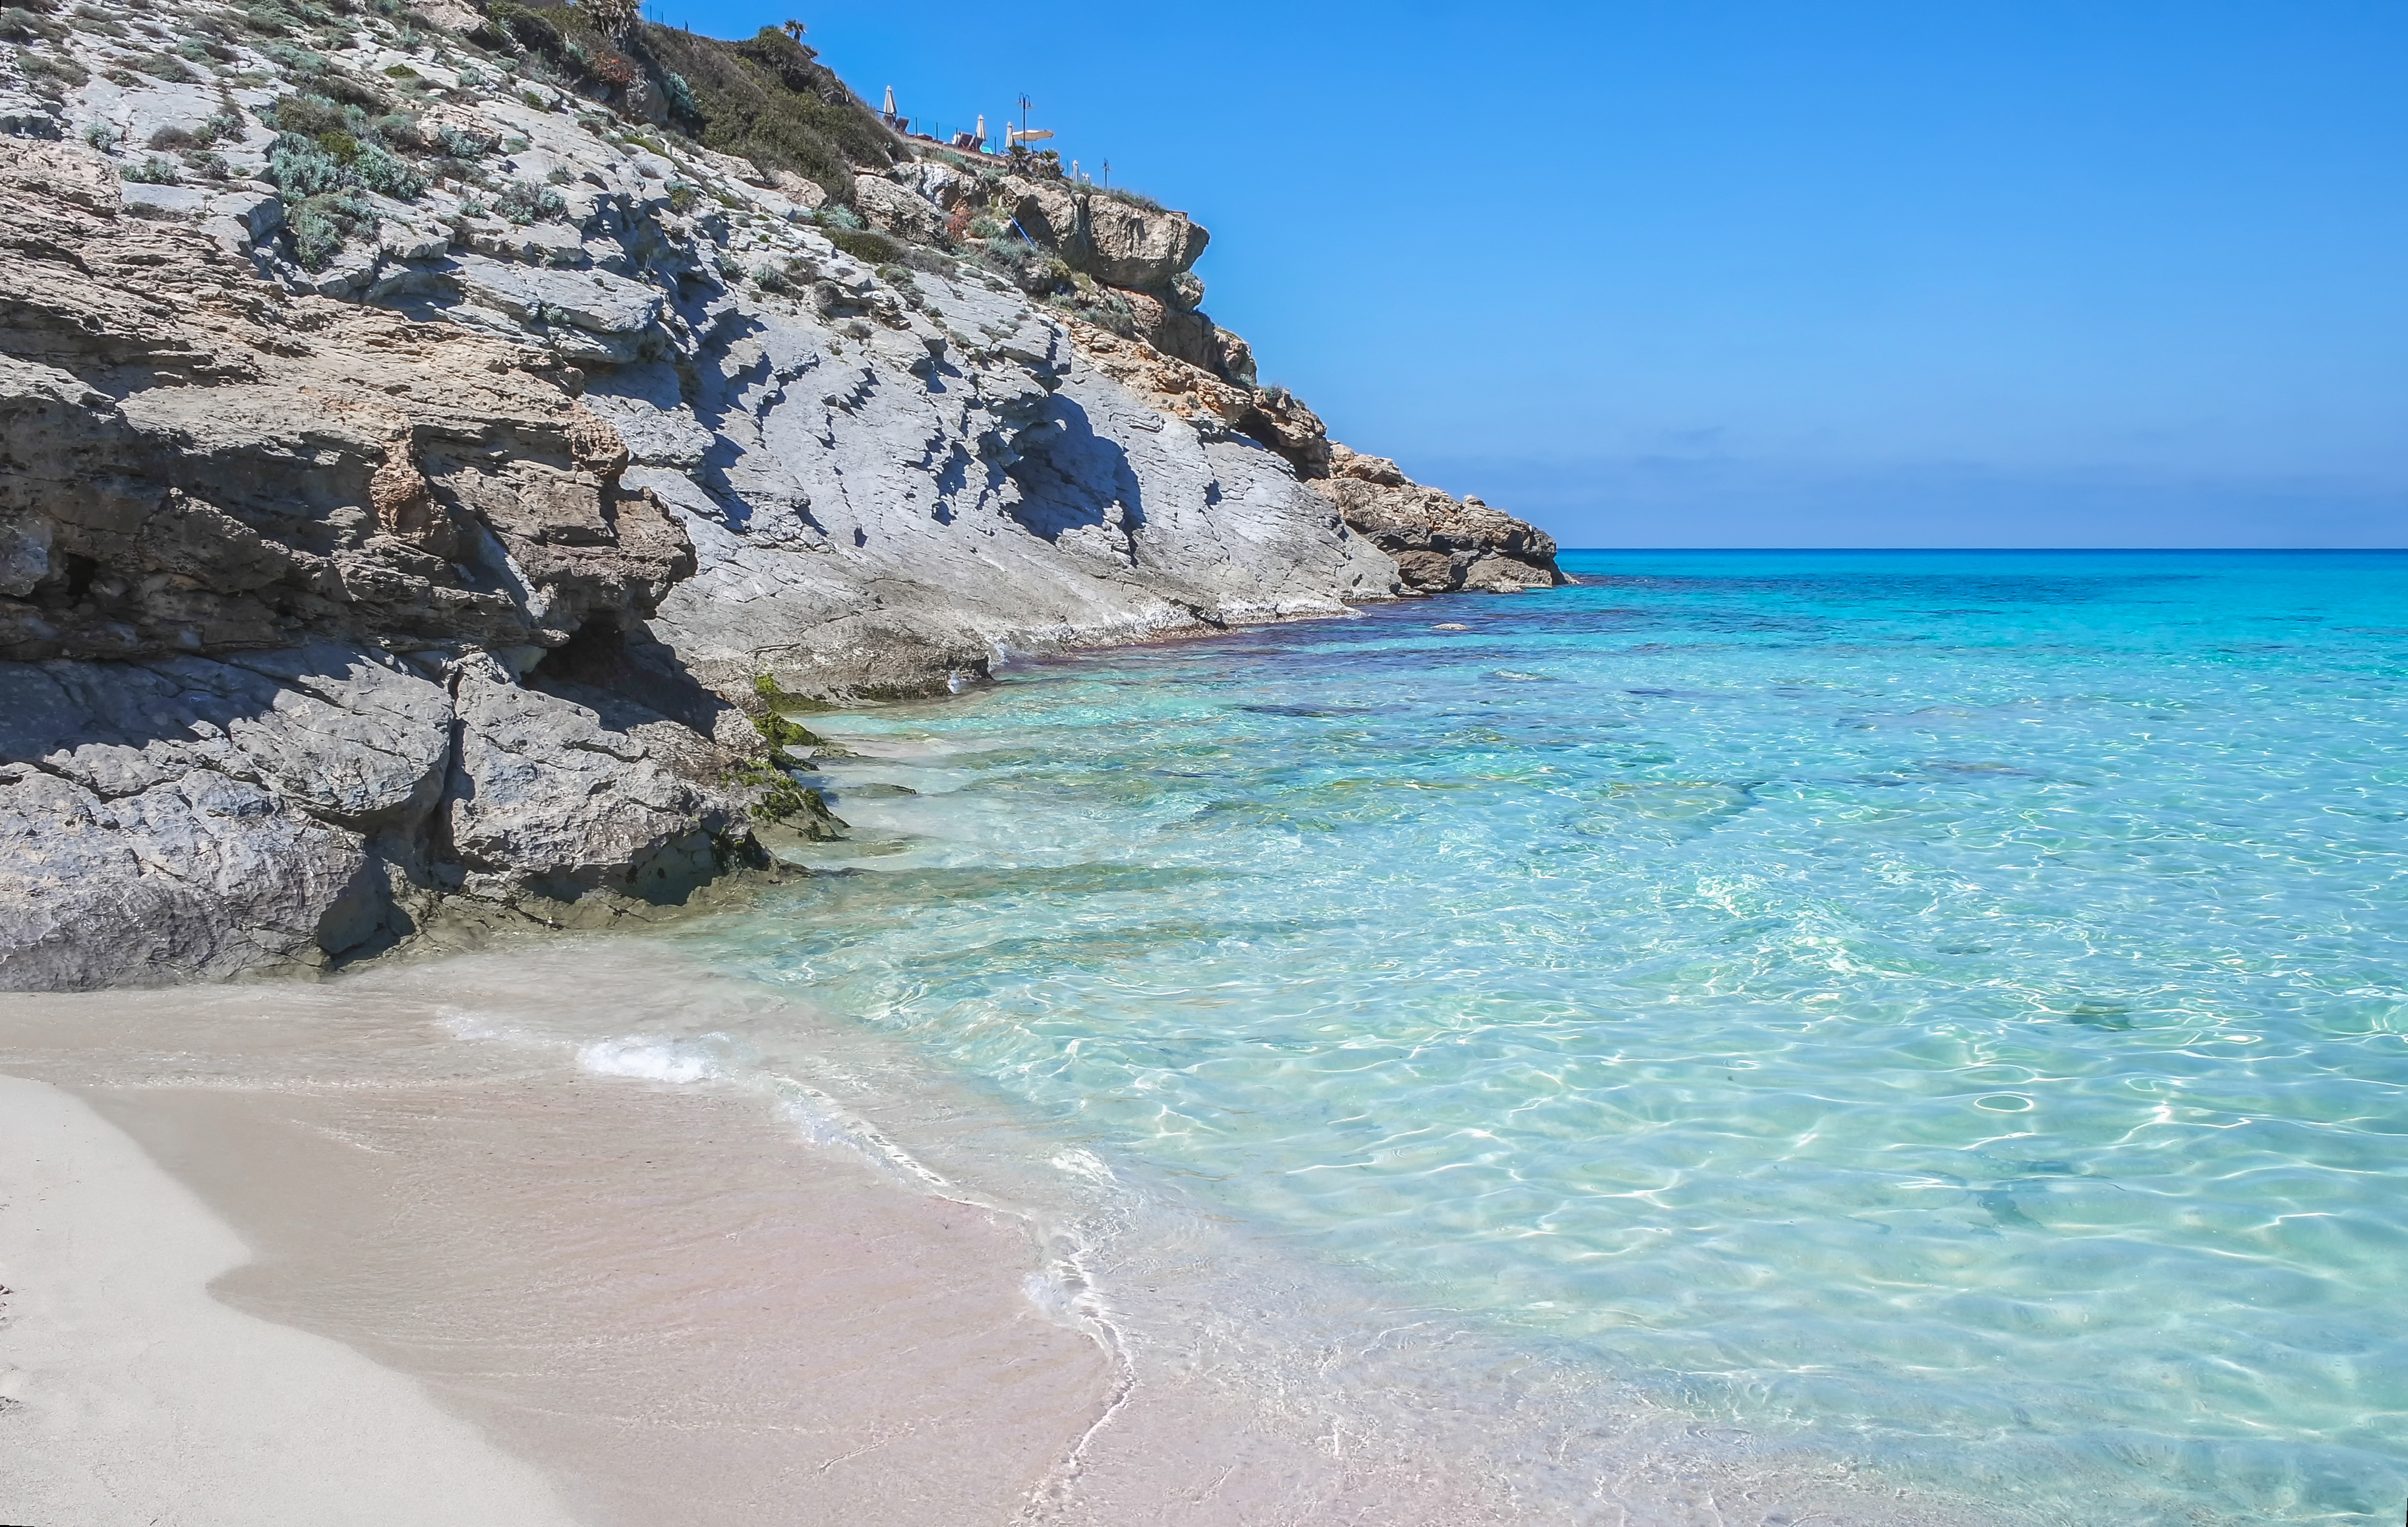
[1080,195,1209,288]
[1066,320,1253,428]
[989,177,1209,289]
[1311,446,1567,593]
[852,175,951,245]
[1237,388,1335,481]
[0,0,1554,989]
[0,760,372,990]
[0,142,693,666]
[446,664,738,906]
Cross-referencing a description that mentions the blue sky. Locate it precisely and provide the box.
[655,1,2406,547]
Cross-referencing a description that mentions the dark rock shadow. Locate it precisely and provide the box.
[1003,394,1145,541]
[528,617,742,742]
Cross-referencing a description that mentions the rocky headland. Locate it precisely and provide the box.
[0,0,1566,989]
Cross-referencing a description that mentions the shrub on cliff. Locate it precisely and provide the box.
[1094,184,1165,215]
[0,7,67,43]
[823,225,901,266]
[493,175,567,222]
[972,235,1070,296]
[471,0,643,100]
[478,0,558,54]
[351,140,425,197]
[287,189,378,268]
[268,90,350,135]
[268,131,346,195]
[632,22,888,202]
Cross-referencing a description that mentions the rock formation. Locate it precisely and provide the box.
[1312,447,1564,593]
[0,0,1564,988]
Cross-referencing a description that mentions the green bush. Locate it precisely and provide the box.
[131,49,198,81]
[368,111,421,147]
[352,140,425,197]
[268,131,344,195]
[634,23,889,203]
[0,7,67,42]
[493,176,566,223]
[266,128,424,203]
[124,156,181,185]
[286,189,374,268]
[268,92,347,135]
[313,70,387,109]
[824,225,900,265]
[290,204,342,267]
[974,235,1069,295]
[20,49,89,86]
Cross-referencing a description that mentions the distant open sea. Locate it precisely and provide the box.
[612,551,2406,1522]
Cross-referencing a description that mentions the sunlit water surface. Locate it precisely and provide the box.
[649,551,2408,1522]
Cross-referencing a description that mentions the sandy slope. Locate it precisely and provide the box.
[0,1072,582,1526]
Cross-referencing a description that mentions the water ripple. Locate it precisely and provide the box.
[675,551,2408,1524]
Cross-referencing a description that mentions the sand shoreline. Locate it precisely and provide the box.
[0,966,1117,1526]
[0,943,2004,1526]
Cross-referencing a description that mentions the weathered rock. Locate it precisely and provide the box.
[1113,287,1254,386]
[1238,388,1336,481]
[446,662,737,906]
[0,0,1560,989]
[998,173,1082,253]
[986,177,1207,289]
[0,760,372,990]
[852,175,951,245]
[0,646,434,990]
[0,638,759,988]
[1310,446,1567,593]
[1080,195,1208,288]
[0,141,694,665]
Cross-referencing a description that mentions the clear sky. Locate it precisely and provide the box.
[652,1,2405,547]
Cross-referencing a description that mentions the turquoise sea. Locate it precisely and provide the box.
[657,551,2406,1522]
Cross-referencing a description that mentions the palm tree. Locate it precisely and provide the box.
[782,18,806,40]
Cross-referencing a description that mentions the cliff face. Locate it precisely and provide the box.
[0,0,1564,988]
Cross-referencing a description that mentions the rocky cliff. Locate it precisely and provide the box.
[0,0,1566,988]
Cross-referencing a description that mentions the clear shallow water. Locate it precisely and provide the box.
[672,551,2408,1523]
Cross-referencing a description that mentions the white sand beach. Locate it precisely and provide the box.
[0,963,1117,1527]
[0,1072,583,1526]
